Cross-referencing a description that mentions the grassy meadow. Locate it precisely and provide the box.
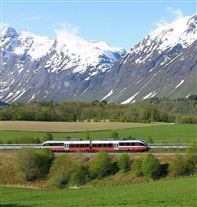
[0,122,196,143]
[0,121,164,132]
[1,176,196,207]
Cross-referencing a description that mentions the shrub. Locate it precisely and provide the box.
[44,133,53,141]
[142,154,161,179]
[36,149,54,178]
[16,148,39,181]
[169,155,196,177]
[16,148,53,181]
[89,151,112,179]
[111,130,119,139]
[117,153,131,173]
[132,158,143,177]
[69,161,89,186]
[49,155,74,188]
[34,137,41,144]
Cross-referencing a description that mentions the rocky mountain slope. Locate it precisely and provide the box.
[98,14,197,103]
[0,14,196,103]
[0,28,125,102]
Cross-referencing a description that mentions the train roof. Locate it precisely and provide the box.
[43,139,145,144]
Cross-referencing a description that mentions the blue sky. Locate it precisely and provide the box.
[1,0,196,50]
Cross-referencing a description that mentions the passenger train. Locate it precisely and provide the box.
[42,139,149,152]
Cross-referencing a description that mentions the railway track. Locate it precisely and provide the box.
[0,144,189,150]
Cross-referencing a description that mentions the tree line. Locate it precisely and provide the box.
[1,98,197,123]
[16,145,197,188]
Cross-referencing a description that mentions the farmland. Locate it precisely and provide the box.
[0,122,196,143]
[0,121,164,132]
[1,176,196,207]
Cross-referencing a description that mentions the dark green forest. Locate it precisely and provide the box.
[1,97,197,123]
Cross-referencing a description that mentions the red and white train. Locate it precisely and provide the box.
[42,139,149,152]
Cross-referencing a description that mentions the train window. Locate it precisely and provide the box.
[43,143,50,146]
[53,143,64,146]
[135,142,145,146]
[119,142,125,146]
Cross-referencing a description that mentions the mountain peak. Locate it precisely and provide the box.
[2,27,17,38]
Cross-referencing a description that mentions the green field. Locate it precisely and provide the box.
[1,124,197,143]
[1,176,196,207]
[0,121,163,132]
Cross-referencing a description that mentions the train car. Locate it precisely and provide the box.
[42,139,149,152]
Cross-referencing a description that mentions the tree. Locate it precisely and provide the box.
[117,153,131,173]
[16,148,39,181]
[132,158,143,177]
[169,155,195,177]
[49,155,74,188]
[44,133,53,141]
[34,137,41,144]
[36,149,54,178]
[111,130,119,139]
[142,154,161,179]
[86,130,91,140]
[69,161,89,185]
[16,148,54,181]
[89,151,112,179]
[147,137,154,144]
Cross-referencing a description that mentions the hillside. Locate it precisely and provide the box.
[0,14,196,103]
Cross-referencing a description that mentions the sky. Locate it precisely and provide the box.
[1,0,196,51]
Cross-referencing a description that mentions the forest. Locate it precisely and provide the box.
[0,97,197,123]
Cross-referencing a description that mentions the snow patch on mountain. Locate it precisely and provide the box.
[175,80,184,89]
[121,92,139,104]
[130,14,197,66]
[100,90,114,101]
[143,91,157,100]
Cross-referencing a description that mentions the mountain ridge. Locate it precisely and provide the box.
[0,14,196,103]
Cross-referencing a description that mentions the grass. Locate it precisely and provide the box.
[0,121,163,132]
[0,176,196,207]
[0,124,197,144]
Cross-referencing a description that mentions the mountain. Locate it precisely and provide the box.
[0,27,125,102]
[0,14,196,104]
[98,14,197,103]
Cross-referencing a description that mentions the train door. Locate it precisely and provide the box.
[114,143,119,151]
[65,143,69,151]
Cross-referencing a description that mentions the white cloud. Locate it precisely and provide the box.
[154,8,184,29]
[155,19,168,28]
[54,22,79,36]
[167,8,183,20]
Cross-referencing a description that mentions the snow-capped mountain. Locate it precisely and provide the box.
[0,27,125,102]
[98,14,197,103]
[0,14,196,103]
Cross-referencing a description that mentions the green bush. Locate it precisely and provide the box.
[69,161,89,186]
[43,133,53,141]
[132,158,143,177]
[117,153,131,173]
[49,155,74,188]
[111,130,119,139]
[16,148,53,181]
[36,149,54,178]
[89,151,112,179]
[16,148,39,181]
[169,155,196,177]
[142,154,161,179]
